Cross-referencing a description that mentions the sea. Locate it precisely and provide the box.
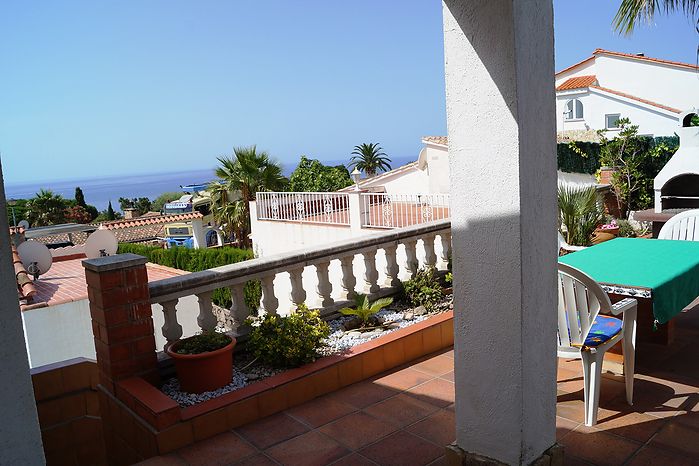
[4,156,414,212]
[4,169,218,211]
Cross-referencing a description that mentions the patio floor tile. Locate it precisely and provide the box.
[319,411,397,450]
[358,430,443,466]
[233,453,278,465]
[584,410,666,443]
[649,422,699,458]
[373,367,433,392]
[364,393,440,428]
[405,378,455,408]
[411,354,454,377]
[328,453,379,466]
[326,381,398,409]
[405,409,455,446]
[555,415,579,440]
[235,412,309,449]
[286,395,356,428]
[176,431,257,466]
[559,426,642,466]
[265,430,348,466]
[135,454,187,465]
[626,445,699,466]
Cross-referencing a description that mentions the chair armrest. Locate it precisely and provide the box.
[611,298,637,316]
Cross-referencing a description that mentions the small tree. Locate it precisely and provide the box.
[289,156,353,192]
[349,143,392,177]
[152,191,185,212]
[65,205,92,224]
[598,118,676,217]
[558,185,604,247]
[106,201,116,221]
[118,197,152,216]
[75,187,86,207]
[26,189,69,226]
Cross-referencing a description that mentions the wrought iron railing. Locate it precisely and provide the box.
[256,192,351,225]
[361,193,450,229]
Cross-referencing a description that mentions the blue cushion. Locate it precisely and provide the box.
[583,315,623,347]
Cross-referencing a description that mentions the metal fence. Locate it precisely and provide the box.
[256,192,351,225]
[361,193,450,229]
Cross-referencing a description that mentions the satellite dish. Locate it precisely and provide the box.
[17,240,52,279]
[18,220,30,230]
[85,229,118,259]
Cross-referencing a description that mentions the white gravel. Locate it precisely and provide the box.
[162,295,452,407]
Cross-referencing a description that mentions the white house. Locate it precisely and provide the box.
[555,49,699,136]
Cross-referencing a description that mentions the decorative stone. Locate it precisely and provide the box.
[414,305,428,316]
[347,331,362,338]
[403,311,414,320]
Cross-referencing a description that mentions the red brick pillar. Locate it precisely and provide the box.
[83,254,159,394]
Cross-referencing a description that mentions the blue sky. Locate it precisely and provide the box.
[1,1,697,184]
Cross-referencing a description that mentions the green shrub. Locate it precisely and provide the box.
[246,305,330,368]
[173,331,231,355]
[616,219,637,238]
[557,141,602,174]
[558,184,603,247]
[339,294,393,327]
[444,272,452,285]
[403,267,443,310]
[117,244,260,311]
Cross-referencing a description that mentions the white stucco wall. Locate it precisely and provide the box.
[22,296,202,368]
[443,0,557,463]
[556,89,680,135]
[420,144,451,194]
[0,161,45,464]
[363,166,430,194]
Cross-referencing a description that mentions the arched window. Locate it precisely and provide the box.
[564,99,583,120]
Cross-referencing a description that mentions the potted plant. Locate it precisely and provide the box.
[596,218,619,236]
[166,331,236,393]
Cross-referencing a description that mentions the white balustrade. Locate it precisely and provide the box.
[196,291,217,331]
[148,220,451,346]
[160,300,182,349]
[229,284,248,332]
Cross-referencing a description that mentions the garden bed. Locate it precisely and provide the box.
[161,294,453,407]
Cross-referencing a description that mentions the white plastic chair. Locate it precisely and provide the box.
[557,263,637,426]
[558,231,586,254]
[658,209,699,241]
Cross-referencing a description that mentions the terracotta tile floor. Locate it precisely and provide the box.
[138,310,699,466]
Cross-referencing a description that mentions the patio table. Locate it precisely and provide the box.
[559,237,699,345]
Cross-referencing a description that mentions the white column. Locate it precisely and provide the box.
[443,1,558,465]
[0,159,46,464]
[191,218,206,249]
[348,191,368,234]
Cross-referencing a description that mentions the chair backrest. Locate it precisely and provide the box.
[659,209,699,241]
[557,263,612,350]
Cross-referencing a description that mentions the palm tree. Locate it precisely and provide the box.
[26,189,68,226]
[614,0,698,34]
[349,143,392,177]
[210,146,288,248]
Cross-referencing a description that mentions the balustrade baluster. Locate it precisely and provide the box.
[362,249,380,294]
[288,267,307,308]
[439,232,452,270]
[383,244,401,287]
[339,255,357,301]
[315,261,334,307]
[260,275,279,314]
[160,299,182,349]
[423,234,437,268]
[196,291,217,331]
[229,284,248,332]
[404,239,419,278]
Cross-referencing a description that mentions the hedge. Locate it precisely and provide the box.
[557,136,679,175]
[557,142,601,174]
[117,244,261,312]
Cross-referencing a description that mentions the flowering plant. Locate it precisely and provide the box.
[598,219,618,230]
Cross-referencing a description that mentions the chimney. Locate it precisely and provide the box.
[123,208,138,220]
[635,52,645,57]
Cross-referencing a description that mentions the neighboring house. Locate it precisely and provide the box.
[555,49,699,137]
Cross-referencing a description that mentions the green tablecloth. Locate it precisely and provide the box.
[559,238,699,324]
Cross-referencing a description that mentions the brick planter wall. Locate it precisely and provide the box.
[32,358,106,466]
[99,311,454,465]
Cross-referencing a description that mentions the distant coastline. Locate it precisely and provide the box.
[4,156,414,212]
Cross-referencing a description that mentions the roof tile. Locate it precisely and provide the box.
[556,75,597,91]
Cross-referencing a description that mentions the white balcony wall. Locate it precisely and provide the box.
[21,296,202,368]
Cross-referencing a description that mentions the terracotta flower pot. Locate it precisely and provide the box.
[166,337,236,394]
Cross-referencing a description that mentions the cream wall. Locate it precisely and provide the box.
[557,89,680,135]
[22,296,202,368]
